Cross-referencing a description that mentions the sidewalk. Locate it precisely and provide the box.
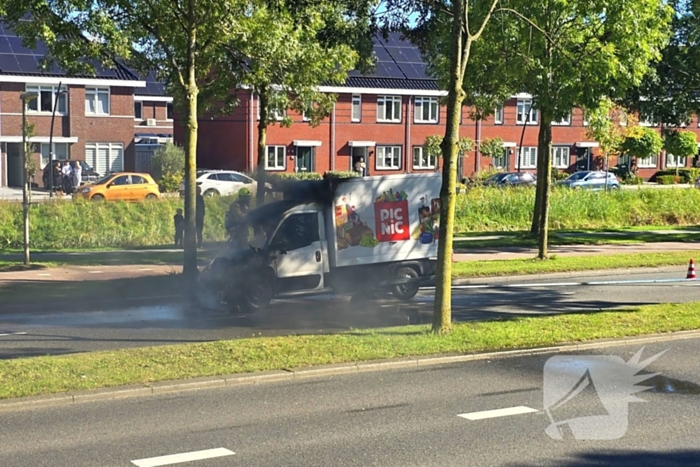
[1,241,698,283]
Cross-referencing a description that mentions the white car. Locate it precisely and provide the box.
[179,170,266,197]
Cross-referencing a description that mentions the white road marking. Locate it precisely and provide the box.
[88,270,103,274]
[458,406,539,421]
[131,448,235,467]
[36,273,52,276]
[137,268,154,271]
[0,332,27,337]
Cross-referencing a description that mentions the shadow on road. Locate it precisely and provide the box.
[507,450,700,466]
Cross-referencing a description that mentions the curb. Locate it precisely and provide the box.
[2,329,700,411]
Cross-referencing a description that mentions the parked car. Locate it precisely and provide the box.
[180,170,270,197]
[74,172,161,201]
[42,160,100,187]
[558,171,620,191]
[482,172,537,187]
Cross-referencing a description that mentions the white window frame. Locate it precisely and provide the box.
[414,97,439,124]
[516,99,538,124]
[637,154,658,168]
[412,146,436,170]
[552,112,571,126]
[553,146,570,169]
[517,147,537,169]
[39,142,69,169]
[85,87,110,115]
[134,101,143,120]
[85,142,124,174]
[265,145,286,171]
[26,85,68,114]
[639,115,658,127]
[351,94,361,122]
[666,153,686,168]
[377,95,402,123]
[494,106,504,125]
[376,145,402,170]
[583,112,589,127]
[256,97,285,122]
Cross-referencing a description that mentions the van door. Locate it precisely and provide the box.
[269,211,325,293]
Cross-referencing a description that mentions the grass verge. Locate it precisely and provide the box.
[452,252,693,278]
[1,301,699,399]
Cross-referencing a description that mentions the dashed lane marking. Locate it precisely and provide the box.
[458,406,539,421]
[88,271,103,274]
[0,332,27,337]
[131,448,235,467]
[36,273,52,276]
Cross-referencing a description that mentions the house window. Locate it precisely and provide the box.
[637,154,658,168]
[265,145,286,170]
[494,106,504,125]
[134,101,143,120]
[414,97,439,123]
[517,147,537,169]
[666,153,686,168]
[85,143,123,175]
[85,88,110,115]
[639,115,658,127]
[352,94,361,122]
[377,95,402,123]
[26,85,67,114]
[256,97,285,121]
[166,102,174,120]
[39,143,69,169]
[553,146,570,168]
[552,112,571,126]
[413,146,436,170]
[516,99,537,124]
[376,146,401,170]
[583,112,589,126]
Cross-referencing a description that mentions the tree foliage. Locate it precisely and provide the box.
[621,126,664,160]
[150,143,185,192]
[663,130,698,160]
[479,137,505,159]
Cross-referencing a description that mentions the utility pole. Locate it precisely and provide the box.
[20,91,38,266]
[48,82,67,198]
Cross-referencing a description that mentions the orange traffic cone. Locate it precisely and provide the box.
[687,259,696,280]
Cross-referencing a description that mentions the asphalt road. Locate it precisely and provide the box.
[1,338,699,466]
[0,269,698,359]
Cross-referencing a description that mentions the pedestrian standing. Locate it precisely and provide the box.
[174,208,185,248]
[71,161,82,189]
[196,187,206,248]
[355,157,366,176]
[61,161,74,194]
[53,161,63,194]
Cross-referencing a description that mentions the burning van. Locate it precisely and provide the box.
[197,173,442,314]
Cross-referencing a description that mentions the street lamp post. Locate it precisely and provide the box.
[20,91,38,266]
[48,83,67,198]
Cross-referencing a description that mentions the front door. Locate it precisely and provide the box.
[270,212,324,294]
[576,148,591,171]
[351,147,368,174]
[296,147,314,173]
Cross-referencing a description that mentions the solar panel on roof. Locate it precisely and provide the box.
[413,63,429,79]
[15,54,38,72]
[399,63,420,79]
[403,47,423,63]
[8,36,32,54]
[372,62,392,78]
[374,47,392,61]
[0,37,12,54]
[383,62,407,79]
[0,54,20,72]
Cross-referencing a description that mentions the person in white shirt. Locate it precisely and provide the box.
[71,161,82,188]
[61,161,74,194]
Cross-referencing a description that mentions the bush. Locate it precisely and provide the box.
[159,173,183,193]
[552,169,569,182]
[268,172,323,181]
[657,175,679,185]
[324,171,360,179]
[652,169,692,184]
[150,143,185,192]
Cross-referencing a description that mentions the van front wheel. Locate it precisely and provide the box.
[391,266,420,301]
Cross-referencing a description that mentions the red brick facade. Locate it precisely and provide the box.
[190,90,700,181]
[0,80,174,187]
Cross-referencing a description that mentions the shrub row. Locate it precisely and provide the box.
[0,187,699,249]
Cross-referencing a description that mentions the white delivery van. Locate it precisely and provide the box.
[198,173,443,312]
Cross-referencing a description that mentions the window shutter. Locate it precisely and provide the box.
[110,145,124,172]
[97,145,109,174]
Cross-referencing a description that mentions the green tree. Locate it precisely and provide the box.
[621,126,664,167]
[663,130,698,176]
[225,1,372,206]
[423,135,473,173]
[479,137,505,161]
[151,143,186,192]
[583,99,626,190]
[384,0,501,333]
[502,0,672,259]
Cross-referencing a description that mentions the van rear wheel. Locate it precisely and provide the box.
[241,278,272,313]
[391,266,420,301]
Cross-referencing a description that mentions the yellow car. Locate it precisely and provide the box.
[75,172,162,201]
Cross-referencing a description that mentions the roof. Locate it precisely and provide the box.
[0,22,140,82]
[135,70,168,96]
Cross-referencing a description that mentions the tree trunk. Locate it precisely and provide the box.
[256,85,269,208]
[537,117,552,259]
[183,23,199,287]
[433,2,466,335]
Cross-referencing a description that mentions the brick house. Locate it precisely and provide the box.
[190,33,700,181]
[0,23,173,187]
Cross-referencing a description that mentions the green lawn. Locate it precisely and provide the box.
[1,301,699,399]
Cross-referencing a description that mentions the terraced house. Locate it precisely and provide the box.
[0,23,173,188]
[191,32,700,181]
